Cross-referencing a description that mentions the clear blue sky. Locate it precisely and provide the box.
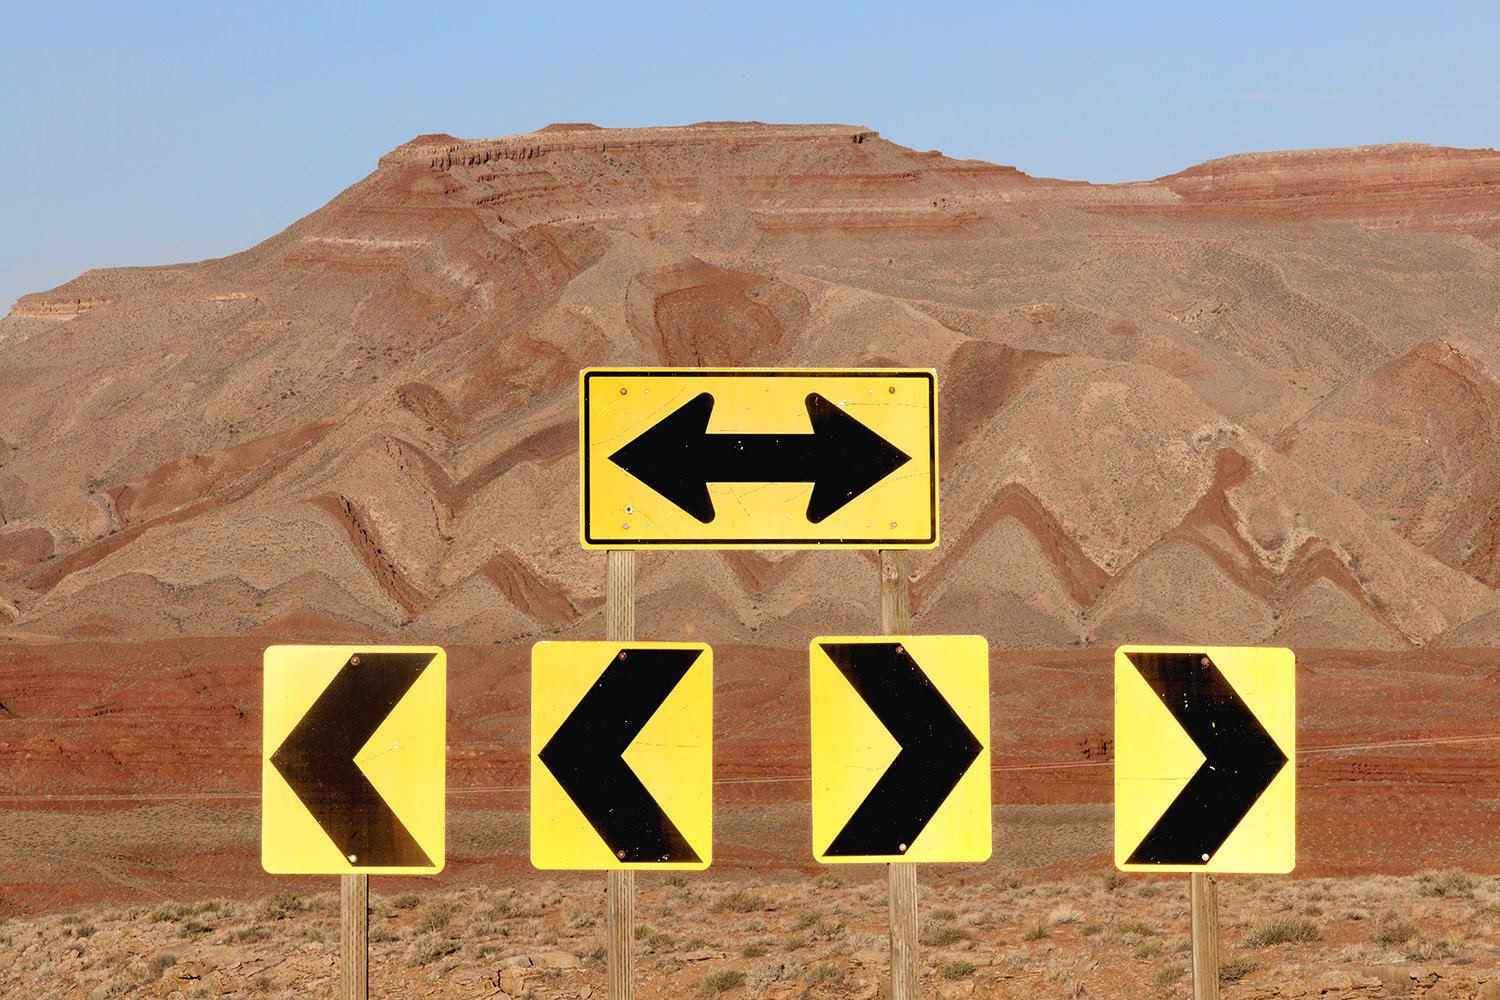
[3,0,1496,312]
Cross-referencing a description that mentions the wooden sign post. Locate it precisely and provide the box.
[880,549,919,1000]
[341,873,368,1000]
[1191,872,1219,1000]
[606,549,636,1000]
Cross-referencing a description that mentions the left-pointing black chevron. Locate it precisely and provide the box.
[820,642,983,857]
[1124,650,1289,865]
[270,651,435,868]
[538,647,704,863]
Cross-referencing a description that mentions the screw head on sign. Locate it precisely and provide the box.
[348,854,358,863]
[894,645,904,655]
[618,651,628,660]
[350,656,361,666]
[617,850,627,859]
[620,388,627,395]
[1201,657,1211,667]
[888,386,896,394]
[1201,853,1210,862]
[625,504,633,514]
[898,843,908,852]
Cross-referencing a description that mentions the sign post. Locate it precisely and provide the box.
[881,551,918,1000]
[1115,645,1295,1000]
[607,551,633,1000]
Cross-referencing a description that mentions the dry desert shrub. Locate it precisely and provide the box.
[1152,960,1186,987]
[1049,903,1084,925]
[804,962,840,984]
[1218,954,1257,983]
[1244,916,1321,947]
[921,924,972,947]
[1419,868,1479,898]
[1370,912,1418,946]
[415,900,453,933]
[1112,917,1158,940]
[256,892,305,921]
[711,888,767,913]
[697,968,746,996]
[938,959,975,980]
[406,930,456,967]
[390,891,422,910]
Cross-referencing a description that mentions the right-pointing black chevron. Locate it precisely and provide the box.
[820,641,984,857]
[1124,650,1289,865]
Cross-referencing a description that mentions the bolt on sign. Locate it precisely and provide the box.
[531,642,713,870]
[579,368,938,549]
[1114,645,1295,873]
[262,646,446,875]
[810,636,990,863]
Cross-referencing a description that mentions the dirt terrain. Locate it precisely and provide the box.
[4,123,1500,996]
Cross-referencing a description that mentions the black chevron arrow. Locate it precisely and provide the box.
[269,651,436,868]
[820,642,984,857]
[608,392,911,524]
[538,647,704,863]
[1124,650,1289,865]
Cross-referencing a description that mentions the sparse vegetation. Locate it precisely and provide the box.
[4,872,1496,999]
[712,889,767,913]
[697,969,745,996]
[1244,917,1321,947]
[256,892,305,921]
[1371,913,1419,946]
[1219,954,1257,983]
[804,962,840,984]
[1153,961,1186,987]
[416,901,453,934]
[939,960,975,980]
[921,924,972,947]
[1419,869,1478,898]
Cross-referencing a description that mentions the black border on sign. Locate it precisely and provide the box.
[581,369,938,548]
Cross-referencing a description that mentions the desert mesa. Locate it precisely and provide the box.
[3,123,1500,916]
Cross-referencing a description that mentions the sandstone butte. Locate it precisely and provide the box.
[2,122,1500,915]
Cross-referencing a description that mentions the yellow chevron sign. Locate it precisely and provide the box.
[1115,645,1295,873]
[262,645,445,875]
[810,635,989,863]
[531,642,713,870]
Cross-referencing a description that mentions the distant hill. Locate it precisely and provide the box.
[4,123,1500,650]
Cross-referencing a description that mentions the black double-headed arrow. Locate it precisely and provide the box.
[270,651,436,868]
[608,392,911,524]
[538,647,704,864]
[1124,650,1288,865]
[820,641,984,857]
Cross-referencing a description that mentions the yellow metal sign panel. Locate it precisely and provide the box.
[531,642,713,869]
[580,368,938,549]
[262,645,445,875]
[810,636,990,863]
[1115,645,1295,873]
